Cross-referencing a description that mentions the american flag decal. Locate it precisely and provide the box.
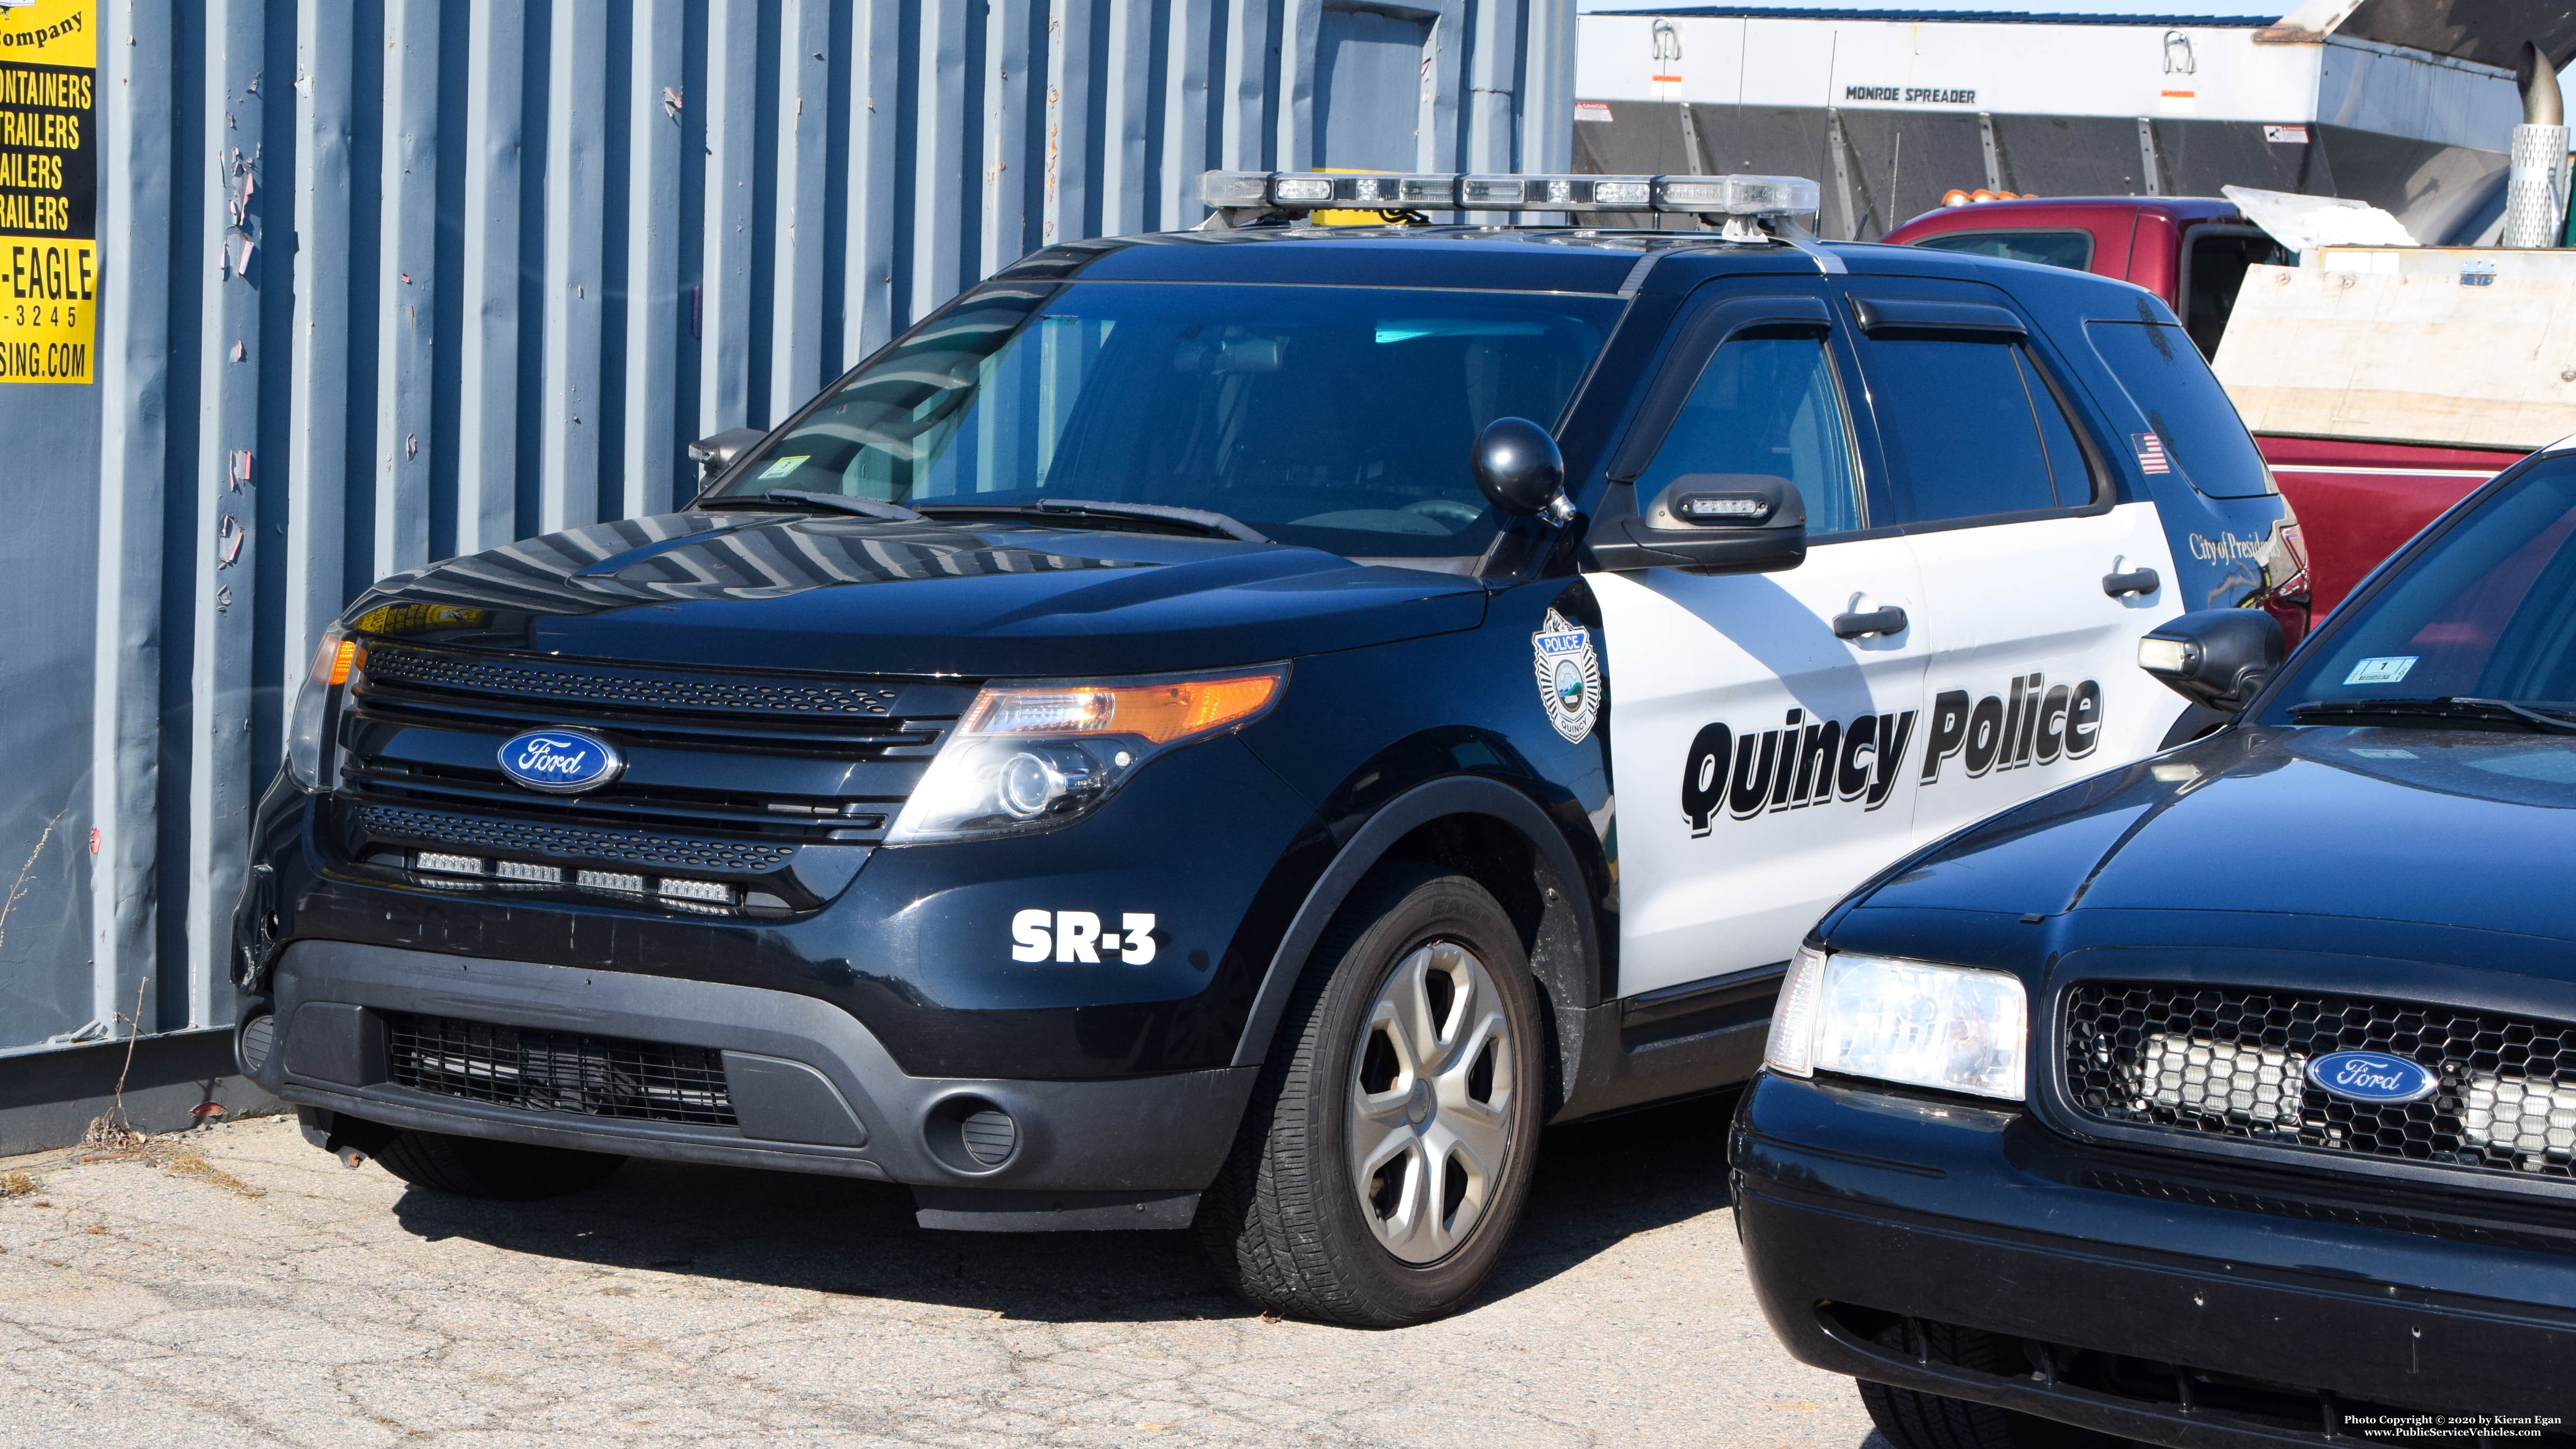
[2132,432,2172,474]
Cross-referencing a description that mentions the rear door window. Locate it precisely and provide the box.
[1861,335,2092,525]
[1910,230,2094,273]
[2086,319,2275,498]
[2179,228,2287,360]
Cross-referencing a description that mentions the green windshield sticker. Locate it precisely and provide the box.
[2344,656,2417,685]
[757,456,810,480]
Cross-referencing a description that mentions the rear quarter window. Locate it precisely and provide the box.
[1911,230,2095,273]
[2084,320,2275,499]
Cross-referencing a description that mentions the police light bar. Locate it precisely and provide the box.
[1200,170,1821,223]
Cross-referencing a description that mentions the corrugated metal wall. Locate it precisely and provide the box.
[0,0,1572,1064]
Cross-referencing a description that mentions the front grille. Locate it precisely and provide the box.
[386,1012,737,1126]
[1817,1304,2576,1445]
[2063,983,2576,1184]
[2079,1168,2576,1258]
[356,803,800,875]
[365,644,901,718]
[336,646,960,856]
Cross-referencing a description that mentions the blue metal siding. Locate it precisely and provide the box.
[0,0,1568,1059]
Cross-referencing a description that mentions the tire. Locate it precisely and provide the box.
[372,1128,626,1201]
[1857,1320,2121,1449]
[1199,865,1547,1327]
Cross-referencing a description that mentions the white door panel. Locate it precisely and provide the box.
[1597,534,1932,997]
[1904,501,2184,848]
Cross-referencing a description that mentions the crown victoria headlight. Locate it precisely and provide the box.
[886,665,1286,844]
[1765,947,2027,1100]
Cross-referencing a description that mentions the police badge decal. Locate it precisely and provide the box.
[1532,608,1602,743]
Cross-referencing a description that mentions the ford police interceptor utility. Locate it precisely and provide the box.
[231,170,2295,1326]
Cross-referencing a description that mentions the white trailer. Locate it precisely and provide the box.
[1574,1,2569,243]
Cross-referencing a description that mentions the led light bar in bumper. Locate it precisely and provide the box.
[1200,169,1820,220]
[2135,1032,2304,1126]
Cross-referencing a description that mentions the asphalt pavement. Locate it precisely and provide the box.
[0,1093,1884,1448]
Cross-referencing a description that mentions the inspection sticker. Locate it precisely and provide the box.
[2344,656,2417,685]
[0,0,95,385]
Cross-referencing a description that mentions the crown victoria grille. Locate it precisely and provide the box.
[387,1012,737,1126]
[2062,983,2576,1184]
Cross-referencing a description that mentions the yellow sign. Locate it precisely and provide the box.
[0,0,94,385]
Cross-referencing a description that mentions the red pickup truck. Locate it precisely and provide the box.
[1885,197,2521,634]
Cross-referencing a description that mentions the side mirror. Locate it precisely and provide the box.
[1589,473,1807,574]
[2138,609,2283,709]
[1473,417,1574,523]
[687,427,771,483]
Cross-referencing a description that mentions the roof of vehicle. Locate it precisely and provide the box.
[1886,195,2245,244]
[1585,8,2271,23]
[993,227,1776,294]
[994,223,2182,304]
[1885,194,2246,240]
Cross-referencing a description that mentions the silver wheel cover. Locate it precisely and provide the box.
[1346,939,1518,1265]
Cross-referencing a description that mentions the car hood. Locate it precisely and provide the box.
[344,510,1487,676]
[1862,723,2576,942]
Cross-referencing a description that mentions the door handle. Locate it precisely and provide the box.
[2102,567,2161,598]
[1833,605,1908,639]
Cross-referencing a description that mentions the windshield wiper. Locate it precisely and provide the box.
[2290,696,2576,733]
[916,497,1271,543]
[701,490,925,523]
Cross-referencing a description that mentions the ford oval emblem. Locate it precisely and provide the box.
[497,729,625,795]
[2307,1050,2440,1106]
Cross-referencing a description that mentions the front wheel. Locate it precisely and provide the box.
[1199,866,1546,1327]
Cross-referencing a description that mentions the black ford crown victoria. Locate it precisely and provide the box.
[1737,443,2576,1441]
[232,170,2294,1327]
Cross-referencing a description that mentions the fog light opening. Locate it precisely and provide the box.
[926,1095,1022,1173]
[961,1109,1018,1166]
[235,1012,276,1076]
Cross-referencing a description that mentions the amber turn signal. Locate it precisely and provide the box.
[962,668,1285,745]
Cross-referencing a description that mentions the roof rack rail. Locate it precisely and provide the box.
[1198,170,1822,242]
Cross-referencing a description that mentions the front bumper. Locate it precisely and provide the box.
[250,939,1255,1223]
[1731,1071,2576,1444]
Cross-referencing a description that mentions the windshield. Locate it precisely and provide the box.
[2269,458,2576,718]
[1912,229,2094,272]
[708,280,1625,560]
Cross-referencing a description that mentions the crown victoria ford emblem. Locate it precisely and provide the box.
[497,729,626,794]
[2306,1050,2440,1106]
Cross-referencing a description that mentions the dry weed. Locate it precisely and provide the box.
[55,970,260,1196]
[155,1147,263,1199]
[72,1140,265,1199]
[0,1170,34,1198]
[81,1115,146,1153]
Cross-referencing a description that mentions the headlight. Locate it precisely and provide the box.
[1763,947,2026,1100]
[885,665,1285,843]
[285,623,361,789]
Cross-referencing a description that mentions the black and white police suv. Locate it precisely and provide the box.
[232,170,2296,1325]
